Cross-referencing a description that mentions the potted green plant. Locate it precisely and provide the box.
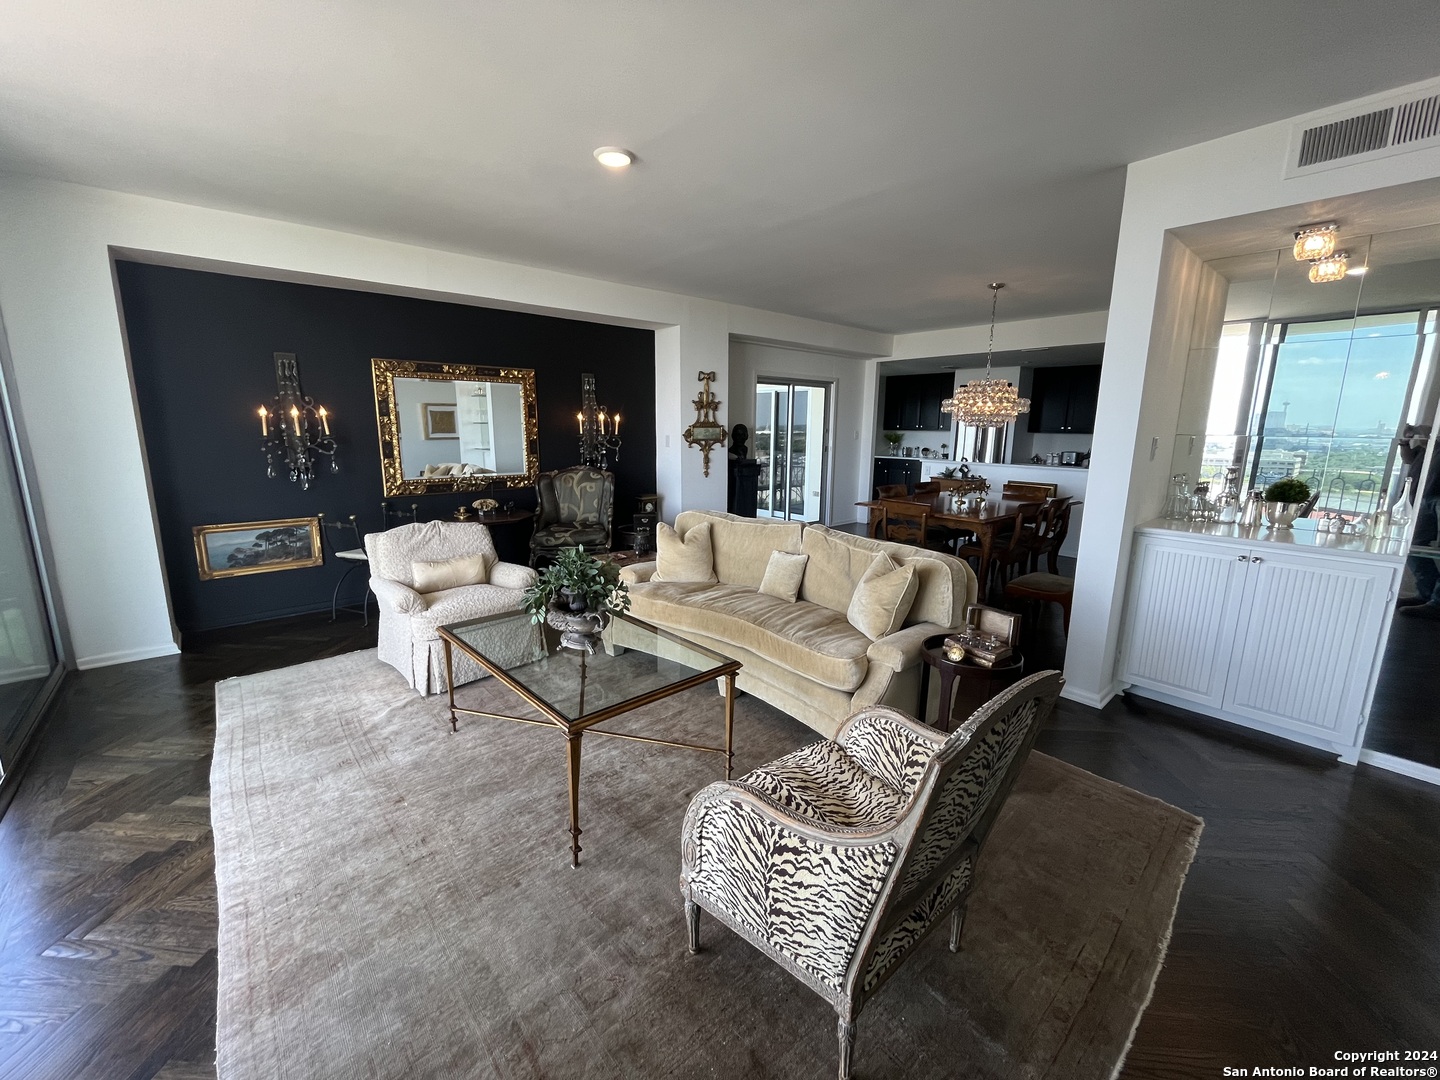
[1261,476,1311,529]
[522,545,631,624]
[882,432,905,454]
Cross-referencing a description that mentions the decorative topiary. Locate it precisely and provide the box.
[883,432,905,449]
[1263,477,1311,504]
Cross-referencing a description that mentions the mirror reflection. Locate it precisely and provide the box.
[372,360,539,496]
[1173,217,1440,772]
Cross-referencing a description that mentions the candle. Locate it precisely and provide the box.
[599,409,608,435]
[318,406,330,435]
[576,412,584,434]
[289,405,300,433]
[613,413,621,435]
[258,406,269,437]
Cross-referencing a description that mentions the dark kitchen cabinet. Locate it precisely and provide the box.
[882,372,955,431]
[1027,365,1101,434]
[872,457,920,496]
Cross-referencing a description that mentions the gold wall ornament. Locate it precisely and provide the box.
[683,370,727,477]
[372,359,540,497]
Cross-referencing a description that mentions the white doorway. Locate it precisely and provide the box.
[755,380,830,522]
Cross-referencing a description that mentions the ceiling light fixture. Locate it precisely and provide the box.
[1308,252,1349,284]
[1293,223,1338,262]
[593,146,634,169]
[940,283,1031,429]
[1345,265,1369,276]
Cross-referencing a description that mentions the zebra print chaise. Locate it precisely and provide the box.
[680,670,1063,1080]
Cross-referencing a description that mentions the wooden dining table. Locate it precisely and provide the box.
[855,495,1041,589]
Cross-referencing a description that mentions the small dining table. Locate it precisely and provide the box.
[855,495,1041,589]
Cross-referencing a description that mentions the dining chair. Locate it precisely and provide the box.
[1001,481,1058,501]
[958,501,1042,593]
[876,499,935,548]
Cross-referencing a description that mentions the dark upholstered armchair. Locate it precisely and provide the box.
[528,466,615,566]
[680,670,1063,1080]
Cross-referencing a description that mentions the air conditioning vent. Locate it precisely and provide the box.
[1297,109,1392,167]
[1393,93,1440,146]
[1285,79,1440,178]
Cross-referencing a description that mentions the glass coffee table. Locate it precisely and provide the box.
[438,610,742,867]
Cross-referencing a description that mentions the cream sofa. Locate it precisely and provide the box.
[616,510,977,738]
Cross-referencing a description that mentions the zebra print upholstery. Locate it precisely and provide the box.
[681,670,1063,1080]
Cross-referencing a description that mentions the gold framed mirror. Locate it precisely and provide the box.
[372,359,540,496]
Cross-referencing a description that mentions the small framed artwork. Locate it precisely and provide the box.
[421,403,459,440]
[193,517,323,581]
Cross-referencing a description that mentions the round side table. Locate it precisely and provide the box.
[918,634,1025,733]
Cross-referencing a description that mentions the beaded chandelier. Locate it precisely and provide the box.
[940,282,1031,429]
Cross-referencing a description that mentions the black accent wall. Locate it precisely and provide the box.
[117,262,656,635]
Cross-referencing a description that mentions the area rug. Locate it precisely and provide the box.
[212,649,1201,1080]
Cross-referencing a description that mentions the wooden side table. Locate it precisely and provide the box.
[918,635,1024,732]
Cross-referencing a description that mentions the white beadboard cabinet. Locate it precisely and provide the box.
[1118,523,1401,758]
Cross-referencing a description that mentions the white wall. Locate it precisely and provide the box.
[728,340,870,525]
[1064,77,1440,708]
[394,378,458,474]
[0,174,890,668]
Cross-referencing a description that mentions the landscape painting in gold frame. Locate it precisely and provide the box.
[193,517,323,581]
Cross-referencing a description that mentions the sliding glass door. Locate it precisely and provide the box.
[755,381,830,522]
[0,370,60,793]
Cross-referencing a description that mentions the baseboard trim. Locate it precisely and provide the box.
[1059,683,1117,710]
[0,663,52,685]
[76,642,180,670]
[1358,750,1440,788]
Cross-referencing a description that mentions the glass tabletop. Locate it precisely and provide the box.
[439,610,739,724]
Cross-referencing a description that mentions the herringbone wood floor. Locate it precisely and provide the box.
[0,608,1437,1079]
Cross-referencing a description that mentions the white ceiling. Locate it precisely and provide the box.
[2,1,1439,333]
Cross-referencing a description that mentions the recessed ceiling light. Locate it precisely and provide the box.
[593,147,634,169]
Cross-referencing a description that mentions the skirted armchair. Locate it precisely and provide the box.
[529,466,615,566]
[366,521,537,694]
[681,670,1063,1080]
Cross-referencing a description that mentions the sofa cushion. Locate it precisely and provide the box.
[846,554,918,640]
[628,582,872,692]
[799,526,885,615]
[800,524,972,628]
[654,521,718,583]
[758,551,808,603]
[674,511,804,589]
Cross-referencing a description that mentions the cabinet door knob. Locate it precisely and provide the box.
[1237,555,1248,561]
[1250,556,1263,564]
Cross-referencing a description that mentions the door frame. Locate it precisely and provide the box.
[755,375,835,524]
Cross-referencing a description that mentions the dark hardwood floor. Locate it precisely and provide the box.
[1,605,1437,1079]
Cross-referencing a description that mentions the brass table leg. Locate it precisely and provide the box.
[723,672,736,780]
[444,638,458,733]
[565,733,583,868]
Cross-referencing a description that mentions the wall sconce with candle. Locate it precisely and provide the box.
[258,351,337,491]
[577,372,621,470]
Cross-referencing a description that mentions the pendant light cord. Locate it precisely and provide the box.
[984,282,1004,378]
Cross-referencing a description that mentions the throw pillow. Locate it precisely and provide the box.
[846,553,918,640]
[653,521,718,583]
[411,552,492,593]
[758,550,809,603]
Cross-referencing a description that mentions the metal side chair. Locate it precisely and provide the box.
[382,501,420,527]
[319,513,372,624]
[681,671,1063,1080]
